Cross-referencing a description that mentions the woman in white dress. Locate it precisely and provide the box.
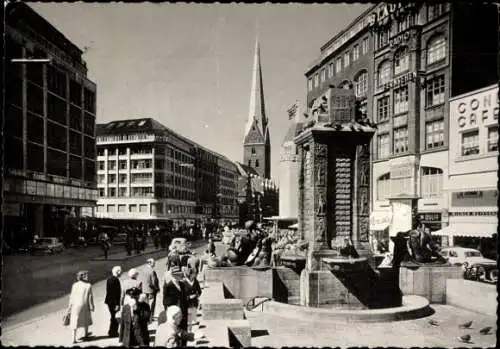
[68,270,95,344]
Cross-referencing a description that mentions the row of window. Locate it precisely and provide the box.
[96,203,196,215]
[307,37,369,92]
[461,126,498,156]
[376,167,443,201]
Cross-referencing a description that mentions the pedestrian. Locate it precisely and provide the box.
[105,266,122,338]
[155,305,192,347]
[208,238,216,256]
[121,268,143,306]
[125,231,133,256]
[67,270,95,344]
[162,266,188,345]
[101,233,111,260]
[119,287,147,347]
[139,258,160,323]
[182,267,202,333]
[134,293,152,346]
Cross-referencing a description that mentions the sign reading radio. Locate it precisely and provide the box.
[457,88,499,128]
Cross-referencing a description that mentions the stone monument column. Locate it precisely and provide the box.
[295,87,376,307]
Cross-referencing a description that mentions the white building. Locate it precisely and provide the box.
[443,84,498,245]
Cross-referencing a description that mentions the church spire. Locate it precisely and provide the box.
[244,36,267,140]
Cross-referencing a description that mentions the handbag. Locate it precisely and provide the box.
[63,309,71,326]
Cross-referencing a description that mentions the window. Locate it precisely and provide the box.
[308,78,313,91]
[118,204,127,212]
[107,204,115,213]
[394,48,409,75]
[377,173,391,200]
[393,86,409,114]
[362,37,369,55]
[329,62,334,77]
[461,130,479,156]
[425,119,445,149]
[255,159,259,167]
[377,61,391,86]
[340,81,351,90]
[336,58,342,73]
[119,160,127,169]
[377,29,389,49]
[377,96,390,122]
[428,4,446,21]
[421,167,443,199]
[119,174,127,183]
[321,68,327,82]
[314,73,319,88]
[394,127,409,154]
[427,36,446,65]
[108,160,116,170]
[354,71,368,98]
[344,51,350,68]
[118,188,127,197]
[130,204,137,213]
[426,75,445,106]
[352,45,360,61]
[99,188,105,197]
[377,133,391,158]
[396,14,415,33]
[251,147,256,154]
[487,126,498,152]
[108,188,116,197]
[139,204,148,213]
[98,161,105,170]
[108,174,116,184]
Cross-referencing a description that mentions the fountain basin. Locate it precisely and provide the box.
[258,295,432,323]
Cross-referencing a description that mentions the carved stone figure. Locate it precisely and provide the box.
[316,193,326,215]
[315,163,326,186]
[315,143,327,158]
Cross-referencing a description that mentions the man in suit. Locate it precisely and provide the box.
[105,266,122,337]
[139,258,160,323]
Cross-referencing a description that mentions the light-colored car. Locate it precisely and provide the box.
[222,231,235,245]
[169,237,190,253]
[440,247,496,267]
[31,237,64,254]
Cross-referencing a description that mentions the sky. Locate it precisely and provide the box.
[31,3,370,182]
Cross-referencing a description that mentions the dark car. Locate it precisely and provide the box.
[30,237,64,255]
[464,262,498,283]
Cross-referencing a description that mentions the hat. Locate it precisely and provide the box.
[126,286,141,297]
[170,266,183,276]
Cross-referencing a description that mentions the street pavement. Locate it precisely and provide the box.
[2,240,217,347]
[2,239,207,321]
[3,241,497,347]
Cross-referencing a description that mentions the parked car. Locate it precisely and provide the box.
[30,237,64,255]
[440,247,497,282]
[463,262,498,283]
[169,237,190,253]
[112,232,128,245]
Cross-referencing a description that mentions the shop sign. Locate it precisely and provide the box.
[451,189,498,207]
[420,213,441,222]
[389,31,411,48]
[370,210,393,231]
[455,87,499,129]
[382,71,416,91]
[8,169,26,177]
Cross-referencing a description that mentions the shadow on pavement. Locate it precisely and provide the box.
[251,329,270,338]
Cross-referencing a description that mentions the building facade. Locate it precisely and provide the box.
[370,3,498,233]
[445,84,498,244]
[4,3,98,246]
[243,39,271,179]
[95,118,239,225]
[278,102,303,219]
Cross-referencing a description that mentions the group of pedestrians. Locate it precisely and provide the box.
[65,251,203,347]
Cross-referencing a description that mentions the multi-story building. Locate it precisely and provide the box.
[370,3,497,234]
[305,3,498,241]
[278,102,303,219]
[444,84,498,247]
[4,3,98,246]
[95,118,239,225]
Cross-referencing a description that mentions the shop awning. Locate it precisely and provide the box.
[432,224,497,238]
[370,210,392,231]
